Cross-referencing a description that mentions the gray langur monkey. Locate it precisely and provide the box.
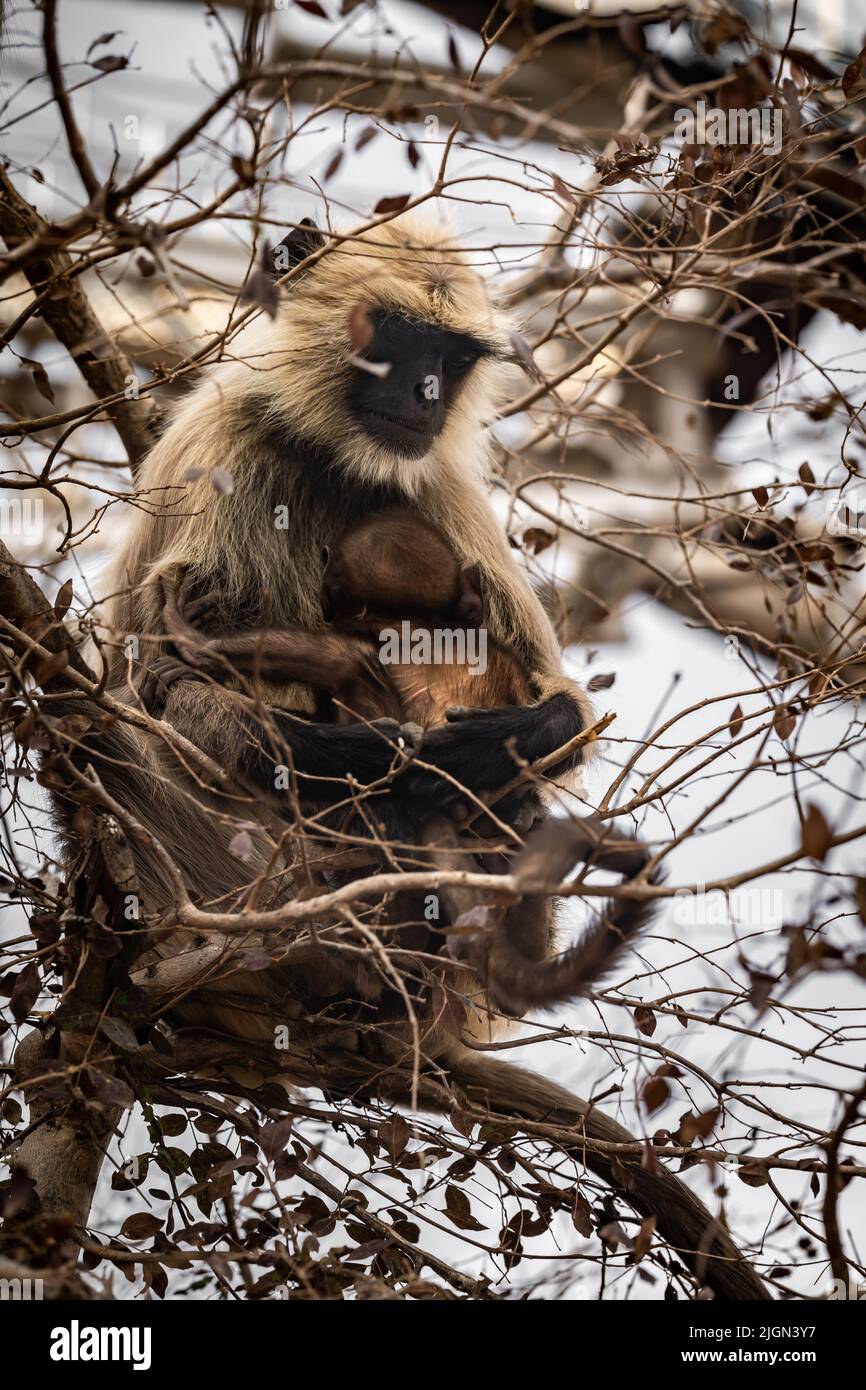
[45,214,765,1299]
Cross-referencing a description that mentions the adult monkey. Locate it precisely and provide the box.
[116,213,589,837]
[64,213,765,1298]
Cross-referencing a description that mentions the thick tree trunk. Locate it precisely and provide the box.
[7,1031,119,1232]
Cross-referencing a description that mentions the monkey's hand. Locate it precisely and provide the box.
[135,652,211,717]
[234,694,585,837]
[160,575,225,671]
[413,692,588,800]
[530,669,594,729]
[409,694,588,806]
[369,717,424,750]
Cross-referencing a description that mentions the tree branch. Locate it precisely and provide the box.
[0,172,156,470]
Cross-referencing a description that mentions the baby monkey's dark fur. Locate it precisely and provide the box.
[149,509,658,1016]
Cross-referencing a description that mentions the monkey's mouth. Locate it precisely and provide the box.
[358,407,436,457]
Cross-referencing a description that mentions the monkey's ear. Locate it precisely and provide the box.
[271,218,326,279]
[457,565,485,628]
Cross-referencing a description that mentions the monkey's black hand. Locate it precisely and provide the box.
[369,717,422,750]
[420,693,586,792]
[136,655,209,717]
[235,694,584,836]
[337,698,582,817]
[161,575,224,670]
[238,711,419,799]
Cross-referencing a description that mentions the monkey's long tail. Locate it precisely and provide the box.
[491,884,659,1013]
[479,815,661,1017]
[437,1046,770,1301]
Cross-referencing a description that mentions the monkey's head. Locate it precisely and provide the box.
[265,214,511,489]
[321,510,485,630]
[344,310,491,461]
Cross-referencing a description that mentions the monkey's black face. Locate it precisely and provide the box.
[347,312,490,457]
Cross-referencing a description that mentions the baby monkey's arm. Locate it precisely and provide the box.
[138,573,380,713]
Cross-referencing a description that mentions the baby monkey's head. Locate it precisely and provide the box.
[321,510,484,629]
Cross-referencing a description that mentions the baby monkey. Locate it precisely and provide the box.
[146,510,656,1017]
[152,509,532,734]
[321,510,536,729]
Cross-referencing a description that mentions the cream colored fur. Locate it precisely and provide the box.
[106,214,572,694]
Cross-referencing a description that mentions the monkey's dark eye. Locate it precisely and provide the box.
[447,351,480,378]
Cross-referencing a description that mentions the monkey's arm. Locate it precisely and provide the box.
[160,575,590,806]
[175,626,379,691]
[430,482,570,675]
[144,579,588,830]
[428,487,594,746]
[144,670,589,840]
[136,576,390,719]
[160,575,378,690]
[147,676,584,841]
